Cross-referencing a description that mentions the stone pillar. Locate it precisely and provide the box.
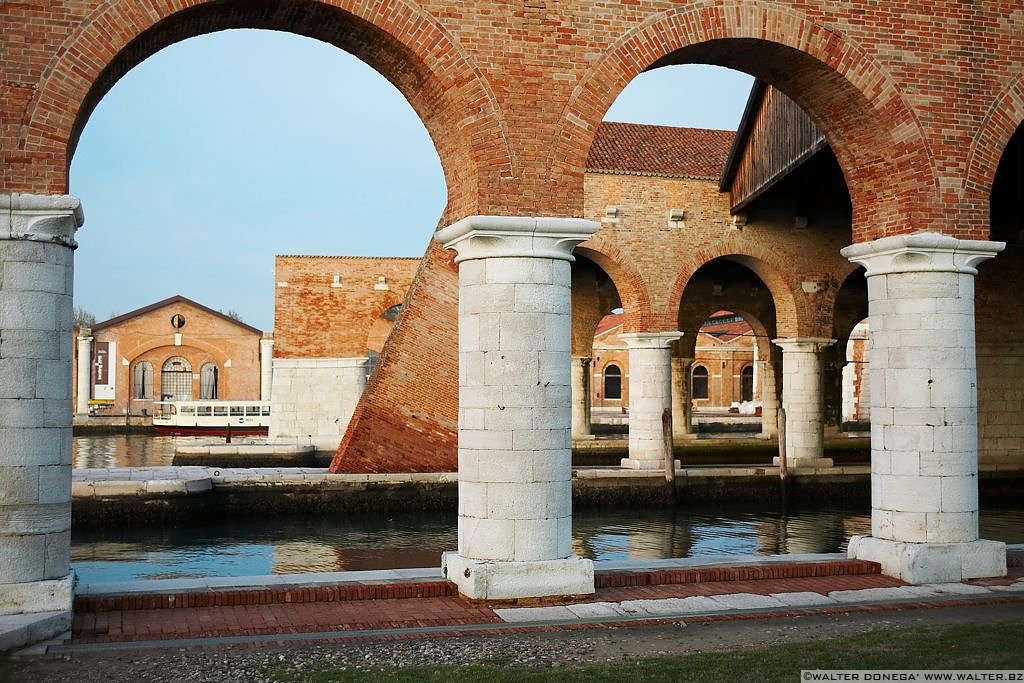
[671,357,694,440]
[759,359,778,439]
[75,330,92,415]
[620,332,682,470]
[570,356,593,439]
[437,215,597,600]
[841,232,1006,583]
[772,338,835,468]
[0,193,82,628]
[259,335,274,402]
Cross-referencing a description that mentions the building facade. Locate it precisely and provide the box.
[72,295,265,418]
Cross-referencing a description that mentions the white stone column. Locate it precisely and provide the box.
[842,232,1006,583]
[620,332,682,470]
[75,330,92,415]
[772,338,835,468]
[759,359,778,439]
[436,215,598,600]
[259,335,274,402]
[0,193,82,628]
[671,357,694,440]
[570,356,593,439]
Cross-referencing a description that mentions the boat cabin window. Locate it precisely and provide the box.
[213,406,228,416]
[262,406,271,416]
[196,406,212,416]
[180,405,196,415]
[230,406,244,416]
[246,406,262,416]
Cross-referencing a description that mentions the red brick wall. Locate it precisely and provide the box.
[331,241,459,472]
[3,1,1021,240]
[274,256,419,359]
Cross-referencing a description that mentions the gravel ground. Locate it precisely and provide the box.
[3,604,1022,683]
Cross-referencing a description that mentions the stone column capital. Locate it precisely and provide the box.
[772,337,836,353]
[619,331,683,350]
[840,231,1004,277]
[1,193,84,248]
[435,215,599,263]
[76,333,93,342]
[571,355,592,368]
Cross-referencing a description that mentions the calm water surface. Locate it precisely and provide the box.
[70,436,1024,584]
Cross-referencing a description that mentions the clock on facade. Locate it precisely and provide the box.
[170,314,186,329]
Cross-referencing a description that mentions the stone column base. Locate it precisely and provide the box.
[442,552,594,600]
[848,535,1006,584]
[773,456,834,469]
[0,573,74,616]
[620,458,681,470]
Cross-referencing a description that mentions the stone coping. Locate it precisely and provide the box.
[175,444,316,455]
[68,463,1024,498]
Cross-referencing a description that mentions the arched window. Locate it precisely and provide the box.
[692,365,709,400]
[603,364,622,400]
[200,362,219,399]
[160,356,193,401]
[741,365,754,402]
[132,361,153,399]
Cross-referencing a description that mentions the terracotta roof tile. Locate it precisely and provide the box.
[587,122,735,179]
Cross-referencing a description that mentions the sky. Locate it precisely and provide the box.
[70,30,754,332]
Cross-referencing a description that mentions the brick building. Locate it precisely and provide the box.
[71,295,266,418]
[4,0,1022,612]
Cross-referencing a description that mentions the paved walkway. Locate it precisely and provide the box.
[32,550,1020,654]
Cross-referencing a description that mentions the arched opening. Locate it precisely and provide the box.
[132,361,154,401]
[676,258,782,439]
[841,318,870,432]
[603,365,623,401]
[70,29,447,330]
[199,363,219,400]
[691,365,709,400]
[977,120,1024,469]
[160,356,193,401]
[741,365,755,403]
[570,253,625,438]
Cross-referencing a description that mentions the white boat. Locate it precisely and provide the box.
[152,400,270,436]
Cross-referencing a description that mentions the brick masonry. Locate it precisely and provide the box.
[1,3,1021,473]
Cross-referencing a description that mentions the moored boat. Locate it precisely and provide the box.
[153,400,270,436]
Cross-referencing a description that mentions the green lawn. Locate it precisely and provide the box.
[271,620,1024,683]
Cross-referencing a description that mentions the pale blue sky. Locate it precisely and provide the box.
[70,30,753,331]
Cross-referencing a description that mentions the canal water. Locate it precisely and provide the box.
[71,436,1024,584]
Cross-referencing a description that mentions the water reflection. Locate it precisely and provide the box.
[71,506,1024,584]
[73,434,261,469]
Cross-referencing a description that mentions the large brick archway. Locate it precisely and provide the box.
[552,4,936,242]
[966,73,1024,238]
[5,0,511,223]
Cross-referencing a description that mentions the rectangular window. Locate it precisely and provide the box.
[246,406,262,416]
[213,406,228,416]
[180,405,196,415]
[262,406,271,416]
[197,406,212,416]
[230,406,244,416]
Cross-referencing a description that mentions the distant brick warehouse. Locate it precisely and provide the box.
[71,295,265,418]
[3,0,1022,610]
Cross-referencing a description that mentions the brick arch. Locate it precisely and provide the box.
[552,2,935,241]
[14,0,512,224]
[363,296,405,355]
[573,244,655,333]
[965,72,1024,239]
[668,243,800,339]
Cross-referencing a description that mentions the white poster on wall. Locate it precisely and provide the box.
[93,341,116,400]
